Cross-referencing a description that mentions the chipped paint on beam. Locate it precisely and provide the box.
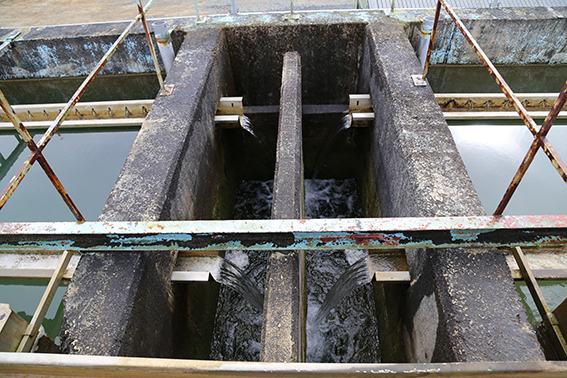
[0,215,565,253]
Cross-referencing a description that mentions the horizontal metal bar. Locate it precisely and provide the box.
[436,93,565,111]
[0,100,153,123]
[0,268,74,280]
[0,118,143,131]
[0,216,565,253]
[242,105,349,115]
[443,111,567,120]
[1,352,567,377]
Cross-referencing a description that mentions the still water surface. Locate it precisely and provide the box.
[0,128,138,344]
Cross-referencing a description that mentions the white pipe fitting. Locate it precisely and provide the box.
[151,21,175,74]
[418,16,435,69]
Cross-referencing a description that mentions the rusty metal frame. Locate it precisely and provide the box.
[0,0,161,222]
[422,0,567,217]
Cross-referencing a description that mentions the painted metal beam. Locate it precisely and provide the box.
[0,215,565,253]
[1,352,567,377]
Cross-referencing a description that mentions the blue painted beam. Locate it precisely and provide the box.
[0,215,565,252]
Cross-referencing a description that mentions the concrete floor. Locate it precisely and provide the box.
[0,0,354,28]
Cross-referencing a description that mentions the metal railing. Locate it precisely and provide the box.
[422,0,567,359]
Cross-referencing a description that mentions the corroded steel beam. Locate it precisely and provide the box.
[0,216,565,253]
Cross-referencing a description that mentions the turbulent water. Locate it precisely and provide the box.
[209,179,380,363]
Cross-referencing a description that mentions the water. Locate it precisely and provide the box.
[312,114,352,180]
[448,123,567,215]
[0,129,138,221]
[210,178,379,363]
[218,258,264,313]
[311,257,370,327]
[0,128,139,346]
[431,64,567,344]
[0,279,67,343]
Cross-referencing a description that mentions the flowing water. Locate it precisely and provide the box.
[210,178,380,363]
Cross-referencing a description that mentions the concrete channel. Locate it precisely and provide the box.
[1,5,567,376]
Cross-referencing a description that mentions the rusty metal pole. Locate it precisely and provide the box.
[0,0,157,211]
[494,80,567,215]
[135,0,165,91]
[422,0,441,80]
[0,90,85,222]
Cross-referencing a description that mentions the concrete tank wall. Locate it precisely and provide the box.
[359,17,545,362]
[60,27,233,357]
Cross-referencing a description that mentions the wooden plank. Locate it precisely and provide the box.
[0,303,27,352]
[17,250,74,352]
[512,246,567,359]
[0,268,74,280]
[373,271,411,282]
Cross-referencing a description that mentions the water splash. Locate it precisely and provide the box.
[218,258,264,313]
[304,178,361,219]
[312,114,352,180]
[311,257,369,327]
[240,115,256,137]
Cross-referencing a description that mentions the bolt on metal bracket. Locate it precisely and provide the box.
[158,84,175,96]
[412,74,427,87]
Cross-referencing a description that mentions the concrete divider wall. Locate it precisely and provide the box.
[359,18,546,362]
[60,27,233,357]
[404,7,567,65]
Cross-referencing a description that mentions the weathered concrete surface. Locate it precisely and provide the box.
[224,22,365,106]
[2,8,565,82]
[0,22,184,80]
[359,19,545,362]
[261,52,305,363]
[403,7,567,65]
[60,27,233,357]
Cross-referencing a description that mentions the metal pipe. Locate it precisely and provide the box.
[0,215,566,253]
[0,0,157,213]
[230,0,237,15]
[151,21,175,74]
[418,16,435,69]
[421,0,441,80]
[193,0,201,22]
[494,80,567,215]
[135,0,165,90]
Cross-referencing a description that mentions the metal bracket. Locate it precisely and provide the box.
[158,84,175,96]
[411,74,427,87]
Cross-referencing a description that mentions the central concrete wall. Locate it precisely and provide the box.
[359,18,545,362]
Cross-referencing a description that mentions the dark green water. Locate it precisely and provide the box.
[0,279,67,343]
[0,73,160,105]
[0,129,139,221]
[428,64,567,93]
